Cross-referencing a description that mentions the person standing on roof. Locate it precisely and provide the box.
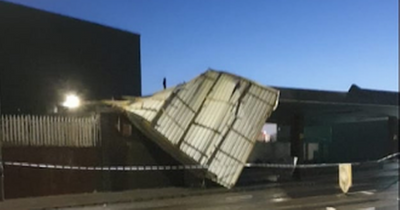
[163,77,167,90]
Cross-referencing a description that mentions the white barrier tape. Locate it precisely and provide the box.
[1,161,209,171]
[1,153,398,171]
[247,152,399,169]
[246,162,347,168]
[377,152,400,163]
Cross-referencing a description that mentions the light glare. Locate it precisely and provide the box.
[62,94,80,109]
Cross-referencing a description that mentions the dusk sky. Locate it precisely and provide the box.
[4,0,399,95]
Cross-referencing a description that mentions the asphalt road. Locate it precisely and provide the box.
[59,174,399,210]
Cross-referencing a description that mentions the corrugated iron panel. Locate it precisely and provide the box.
[0,114,101,147]
[109,69,279,188]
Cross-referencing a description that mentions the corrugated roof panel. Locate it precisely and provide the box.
[108,69,279,188]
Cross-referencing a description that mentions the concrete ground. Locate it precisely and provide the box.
[0,160,398,210]
[61,179,399,210]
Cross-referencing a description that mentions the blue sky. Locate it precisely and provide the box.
[4,0,399,95]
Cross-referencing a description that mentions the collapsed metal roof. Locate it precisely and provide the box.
[109,69,279,188]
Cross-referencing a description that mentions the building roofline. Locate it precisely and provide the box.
[273,85,399,107]
[0,0,141,36]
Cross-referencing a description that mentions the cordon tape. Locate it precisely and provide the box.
[0,153,398,171]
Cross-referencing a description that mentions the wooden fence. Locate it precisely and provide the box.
[0,115,101,147]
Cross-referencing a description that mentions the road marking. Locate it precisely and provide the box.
[271,197,288,202]
[359,191,375,195]
[225,194,253,202]
[344,190,376,196]
[326,207,336,210]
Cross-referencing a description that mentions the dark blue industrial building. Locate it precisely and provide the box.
[0,1,141,114]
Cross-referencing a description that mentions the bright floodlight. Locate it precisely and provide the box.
[62,94,80,109]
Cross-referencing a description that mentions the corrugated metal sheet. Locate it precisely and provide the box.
[109,69,279,188]
[0,115,100,147]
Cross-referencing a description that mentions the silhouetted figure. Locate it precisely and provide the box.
[163,77,166,89]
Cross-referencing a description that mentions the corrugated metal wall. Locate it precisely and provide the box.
[0,115,101,147]
[111,70,279,188]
